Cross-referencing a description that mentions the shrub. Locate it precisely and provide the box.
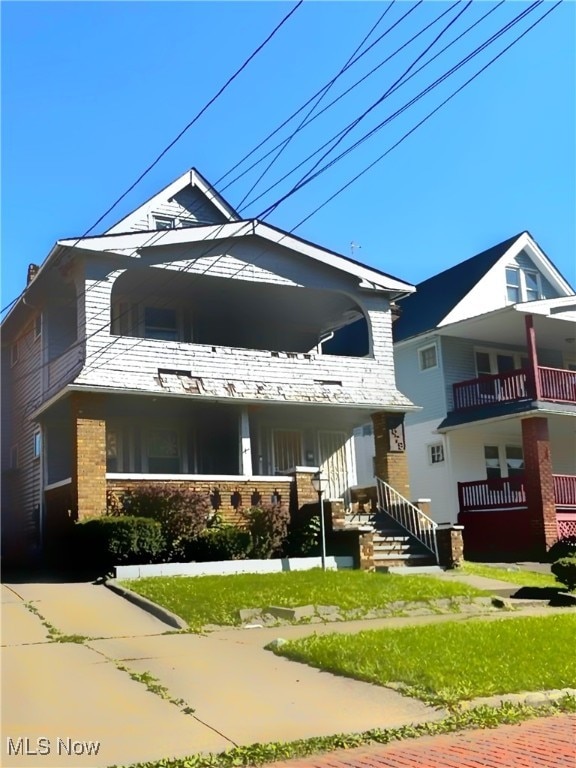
[551,556,576,591]
[284,514,321,557]
[547,536,576,563]
[186,525,251,562]
[107,485,212,560]
[73,516,165,570]
[241,502,290,559]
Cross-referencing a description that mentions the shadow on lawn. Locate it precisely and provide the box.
[511,586,576,606]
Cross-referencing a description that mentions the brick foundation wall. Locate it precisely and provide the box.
[71,394,106,519]
[107,478,293,525]
[371,412,411,497]
[521,416,558,555]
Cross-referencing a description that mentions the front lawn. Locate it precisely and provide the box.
[271,614,576,707]
[124,569,485,628]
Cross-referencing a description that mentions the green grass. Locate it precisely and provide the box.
[461,561,559,588]
[272,614,576,707]
[124,569,485,629]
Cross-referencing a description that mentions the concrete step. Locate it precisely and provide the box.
[373,552,434,561]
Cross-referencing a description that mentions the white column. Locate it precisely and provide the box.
[240,408,253,476]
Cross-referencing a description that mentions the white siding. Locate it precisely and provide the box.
[404,419,454,523]
[394,336,446,425]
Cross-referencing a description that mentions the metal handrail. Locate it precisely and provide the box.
[376,477,439,562]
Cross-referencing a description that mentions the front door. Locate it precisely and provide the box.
[318,430,349,499]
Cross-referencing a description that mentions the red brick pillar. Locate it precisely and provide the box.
[372,412,410,498]
[71,394,107,519]
[521,416,557,556]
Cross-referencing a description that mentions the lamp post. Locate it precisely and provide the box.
[311,470,329,571]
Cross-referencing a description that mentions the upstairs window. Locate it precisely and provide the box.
[418,344,438,371]
[144,307,178,341]
[505,266,543,303]
[428,444,445,464]
[154,216,175,230]
[33,431,41,459]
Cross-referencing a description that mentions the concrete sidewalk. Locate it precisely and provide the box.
[2,572,572,768]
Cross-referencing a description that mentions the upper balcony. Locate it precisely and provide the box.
[452,365,576,411]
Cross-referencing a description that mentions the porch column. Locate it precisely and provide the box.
[239,408,253,476]
[524,315,541,400]
[71,393,107,519]
[371,411,411,497]
[521,416,557,555]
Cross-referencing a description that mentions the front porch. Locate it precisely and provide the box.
[457,474,576,539]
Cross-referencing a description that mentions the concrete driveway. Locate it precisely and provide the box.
[1,578,444,768]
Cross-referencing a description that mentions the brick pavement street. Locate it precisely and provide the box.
[269,715,575,767]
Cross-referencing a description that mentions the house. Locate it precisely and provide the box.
[381,231,576,560]
[1,168,422,564]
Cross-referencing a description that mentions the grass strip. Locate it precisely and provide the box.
[271,614,576,707]
[461,562,559,588]
[108,695,576,767]
[124,569,485,629]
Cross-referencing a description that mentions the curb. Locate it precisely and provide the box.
[104,579,188,630]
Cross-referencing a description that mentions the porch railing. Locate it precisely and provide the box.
[539,367,576,403]
[458,474,576,513]
[554,474,576,509]
[453,370,528,411]
[376,477,438,561]
[458,476,527,512]
[452,366,576,412]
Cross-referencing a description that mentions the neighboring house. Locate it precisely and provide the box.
[1,168,419,562]
[386,231,575,560]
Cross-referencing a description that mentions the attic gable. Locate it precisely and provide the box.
[104,168,240,235]
[394,232,574,343]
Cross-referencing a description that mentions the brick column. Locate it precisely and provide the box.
[436,525,464,569]
[521,416,557,555]
[71,394,107,519]
[371,412,410,497]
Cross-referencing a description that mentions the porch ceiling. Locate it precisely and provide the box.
[437,305,576,353]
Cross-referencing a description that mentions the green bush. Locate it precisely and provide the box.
[551,556,576,591]
[241,502,290,559]
[547,536,576,563]
[186,525,251,562]
[107,485,212,560]
[284,514,321,557]
[73,516,166,569]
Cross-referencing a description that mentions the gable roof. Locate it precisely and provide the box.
[392,232,567,343]
[104,167,240,234]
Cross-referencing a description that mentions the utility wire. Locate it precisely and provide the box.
[0,1,303,317]
[235,2,396,209]
[9,1,557,399]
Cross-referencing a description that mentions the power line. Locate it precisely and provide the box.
[0,1,303,317]
[8,1,558,403]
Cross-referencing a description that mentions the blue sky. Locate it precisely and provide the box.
[1,0,575,309]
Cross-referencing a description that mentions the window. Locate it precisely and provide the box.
[144,307,178,341]
[34,314,42,340]
[33,431,41,459]
[10,342,18,366]
[484,446,501,479]
[505,266,543,303]
[428,444,444,464]
[484,444,524,479]
[154,216,174,230]
[106,430,118,472]
[506,267,520,302]
[505,445,524,477]
[178,218,196,228]
[147,430,180,473]
[475,349,528,377]
[418,344,437,371]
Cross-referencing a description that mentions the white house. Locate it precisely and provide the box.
[2,168,422,563]
[386,231,576,559]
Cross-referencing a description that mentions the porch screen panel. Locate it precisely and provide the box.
[318,430,348,499]
[272,430,302,473]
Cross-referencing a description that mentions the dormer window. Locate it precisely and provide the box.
[505,267,543,303]
[154,216,175,230]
